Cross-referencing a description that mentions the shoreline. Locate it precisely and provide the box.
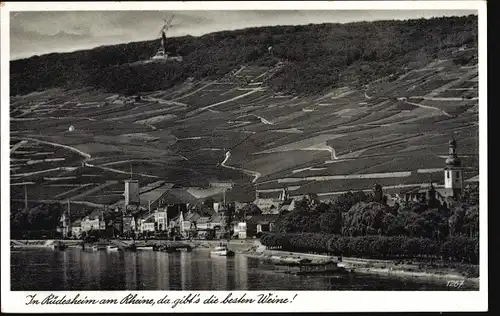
[242,248,479,287]
[10,239,479,287]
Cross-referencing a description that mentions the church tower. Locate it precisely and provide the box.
[444,138,463,197]
[279,187,289,202]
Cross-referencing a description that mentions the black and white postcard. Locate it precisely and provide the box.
[1,1,488,313]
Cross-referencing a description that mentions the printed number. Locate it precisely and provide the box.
[447,280,465,289]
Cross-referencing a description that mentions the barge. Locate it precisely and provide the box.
[275,260,349,275]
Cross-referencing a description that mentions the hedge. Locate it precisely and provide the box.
[260,232,478,264]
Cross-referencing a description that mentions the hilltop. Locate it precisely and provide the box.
[11,15,477,96]
[10,15,479,207]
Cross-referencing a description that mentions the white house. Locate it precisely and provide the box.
[81,210,105,232]
[71,220,82,238]
[154,208,168,231]
[139,213,156,233]
[232,222,247,239]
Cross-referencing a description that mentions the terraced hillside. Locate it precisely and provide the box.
[10,17,479,205]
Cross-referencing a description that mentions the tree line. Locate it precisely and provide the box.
[260,233,478,264]
[273,186,478,239]
[261,183,479,263]
[11,15,477,97]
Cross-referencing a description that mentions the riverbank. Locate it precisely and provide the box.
[243,248,479,287]
[11,239,258,251]
[10,239,479,287]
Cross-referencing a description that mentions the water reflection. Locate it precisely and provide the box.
[10,248,476,291]
[124,251,138,289]
[235,255,248,289]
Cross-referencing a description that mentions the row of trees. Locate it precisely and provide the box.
[260,232,479,264]
[11,15,477,96]
[10,202,65,239]
[272,187,479,240]
[263,183,479,263]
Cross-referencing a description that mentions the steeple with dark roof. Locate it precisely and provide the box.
[445,138,461,168]
[444,138,463,196]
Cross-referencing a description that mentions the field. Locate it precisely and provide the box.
[10,46,479,205]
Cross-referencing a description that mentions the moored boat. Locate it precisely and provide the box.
[210,245,235,257]
[136,246,154,251]
[277,260,348,275]
[106,245,119,252]
[82,244,99,252]
[51,242,68,251]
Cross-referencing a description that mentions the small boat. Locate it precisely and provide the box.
[106,245,119,252]
[83,244,99,252]
[51,242,68,251]
[136,246,154,251]
[210,245,235,257]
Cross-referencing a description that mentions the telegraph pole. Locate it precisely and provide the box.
[67,199,71,219]
[24,184,28,211]
[67,199,71,238]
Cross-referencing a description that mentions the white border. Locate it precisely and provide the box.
[1,1,488,313]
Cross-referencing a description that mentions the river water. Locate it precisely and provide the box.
[11,248,475,291]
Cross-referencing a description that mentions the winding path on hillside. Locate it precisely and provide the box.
[95,166,160,179]
[10,140,28,153]
[220,150,261,183]
[403,99,452,117]
[10,199,106,208]
[11,136,91,160]
[186,88,264,117]
[172,82,214,101]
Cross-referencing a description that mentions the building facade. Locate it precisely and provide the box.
[71,220,82,238]
[124,179,140,207]
[255,188,293,215]
[154,208,168,231]
[81,210,105,232]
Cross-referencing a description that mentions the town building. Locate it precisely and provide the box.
[168,210,205,238]
[254,188,293,214]
[124,179,140,208]
[194,216,214,239]
[71,219,82,238]
[396,138,466,206]
[232,221,247,239]
[246,214,278,237]
[139,213,156,234]
[81,210,106,233]
[443,138,463,197]
[58,211,71,238]
[278,198,295,213]
[153,208,169,231]
[122,215,136,236]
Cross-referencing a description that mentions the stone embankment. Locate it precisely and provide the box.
[240,243,479,287]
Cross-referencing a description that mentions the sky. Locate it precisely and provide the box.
[10,10,476,60]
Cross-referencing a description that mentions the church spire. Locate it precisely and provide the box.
[444,138,463,196]
[445,138,461,168]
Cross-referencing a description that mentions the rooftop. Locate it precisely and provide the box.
[247,214,279,224]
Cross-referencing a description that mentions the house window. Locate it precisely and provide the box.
[257,224,262,233]
[456,171,460,178]
[446,171,450,179]
[269,223,275,232]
